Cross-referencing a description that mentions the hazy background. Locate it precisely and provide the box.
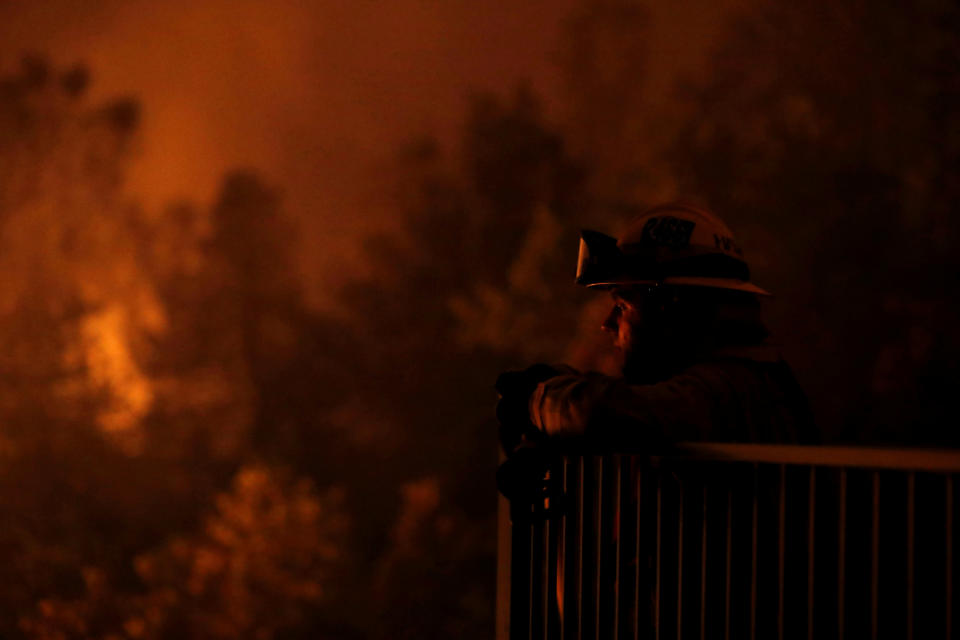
[0,0,957,637]
[0,0,743,304]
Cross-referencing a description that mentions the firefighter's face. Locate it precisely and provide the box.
[602,287,671,379]
[602,291,644,354]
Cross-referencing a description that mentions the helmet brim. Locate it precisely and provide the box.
[575,229,772,296]
[583,276,771,296]
[663,276,771,296]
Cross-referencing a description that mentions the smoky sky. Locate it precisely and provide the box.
[0,0,743,307]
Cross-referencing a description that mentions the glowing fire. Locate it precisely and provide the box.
[78,304,153,445]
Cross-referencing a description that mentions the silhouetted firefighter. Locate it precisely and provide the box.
[496,202,815,463]
[495,203,821,639]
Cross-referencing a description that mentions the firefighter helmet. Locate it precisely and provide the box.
[575,202,770,295]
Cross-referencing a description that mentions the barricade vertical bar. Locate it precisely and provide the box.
[543,504,551,640]
[617,457,636,640]
[750,464,759,640]
[807,467,816,640]
[561,456,582,640]
[510,499,532,640]
[655,476,662,640]
[580,455,598,640]
[548,460,564,640]
[870,471,879,640]
[594,457,604,640]
[838,470,847,640]
[578,456,599,640]
[677,478,685,640]
[531,479,546,640]
[578,457,586,640]
[778,464,786,640]
[944,474,953,640]
[532,511,537,640]
[596,456,619,640]
[612,456,623,640]
[560,458,570,640]
[634,460,644,640]
[701,484,708,640]
[906,472,915,640]
[725,488,732,640]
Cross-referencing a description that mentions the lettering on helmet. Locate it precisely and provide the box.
[713,234,743,255]
[639,217,696,248]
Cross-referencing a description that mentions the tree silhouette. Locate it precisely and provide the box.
[664,0,960,442]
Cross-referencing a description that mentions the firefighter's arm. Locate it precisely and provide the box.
[495,363,580,454]
[528,371,716,446]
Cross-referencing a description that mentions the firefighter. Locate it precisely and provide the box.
[496,202,815,456]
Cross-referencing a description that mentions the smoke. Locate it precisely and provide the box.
[0,0,586,310]
[0,0,747,311]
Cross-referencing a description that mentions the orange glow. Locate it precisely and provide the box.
[78,305,153,441]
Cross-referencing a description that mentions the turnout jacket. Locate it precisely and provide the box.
[528,344,815,447]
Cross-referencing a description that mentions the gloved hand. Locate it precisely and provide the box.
[495,363,579,455]
[496,443,549,503]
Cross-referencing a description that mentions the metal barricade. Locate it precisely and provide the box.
[496,444,960,640]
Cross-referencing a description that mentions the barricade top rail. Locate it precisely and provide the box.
[643,442,960,472]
